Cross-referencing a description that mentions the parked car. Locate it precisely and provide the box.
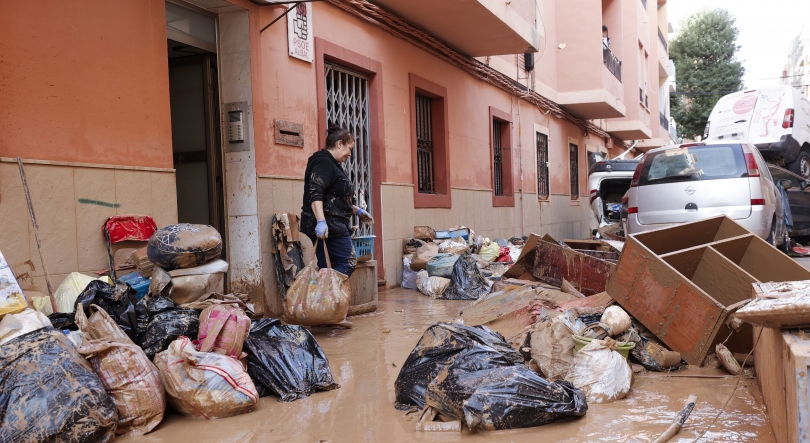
[588,158,641,233]
[625,141,788,247]
[704,85,810,179]
[768,163,810,237]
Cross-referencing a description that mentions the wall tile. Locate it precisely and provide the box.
[150,171,179,229]
[74,167,117,271]
[220,51,252,104]
[227,214,262,269]
[25,164,78,276]
[225,159,258,216]
[0,162,32,274]
[115,169,153,217]
[257,178,276,254]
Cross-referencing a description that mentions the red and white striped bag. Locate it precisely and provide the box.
[195,303,250,359]
[155,337,258,420]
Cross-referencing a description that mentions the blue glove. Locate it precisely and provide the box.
[357,208,369,217]
[357,208,374,225]
[315,220,329,238]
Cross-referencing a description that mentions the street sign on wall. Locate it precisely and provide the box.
[288,3,313,63]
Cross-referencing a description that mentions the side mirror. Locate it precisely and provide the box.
[780,179,794,190]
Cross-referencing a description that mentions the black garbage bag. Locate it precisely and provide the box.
[74,280,140,342]
[428,366,587,430]
[396,323,587,430]
[48,312,76,330]
[137,296,200,359]
[394,323,523,410]
[244,318,339,401]
[0,327,118,442]
[440,253,491,300]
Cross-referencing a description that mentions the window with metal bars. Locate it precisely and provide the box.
[415,93,435,194]
[569,142,579,199]
[493,120,504,196]
[536,132,549,199]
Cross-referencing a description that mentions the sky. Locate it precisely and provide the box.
[668,0,810,89]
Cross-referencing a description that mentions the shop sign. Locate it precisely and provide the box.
[288,3,313,63]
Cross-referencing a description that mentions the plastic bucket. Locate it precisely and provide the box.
[572,335,635,359]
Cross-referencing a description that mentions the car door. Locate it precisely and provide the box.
[768,164,810,234]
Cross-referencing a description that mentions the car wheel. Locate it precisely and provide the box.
[767,219,778,247]
[789,151,810,180]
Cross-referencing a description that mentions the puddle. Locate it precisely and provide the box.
[117,288,775,443]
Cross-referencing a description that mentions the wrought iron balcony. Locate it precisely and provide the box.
[603,44,622,82]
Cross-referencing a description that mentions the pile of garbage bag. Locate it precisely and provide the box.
[395,323,587,430]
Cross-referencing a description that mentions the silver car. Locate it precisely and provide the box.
[625,141,789,247]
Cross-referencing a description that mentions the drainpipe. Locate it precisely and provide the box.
[517,60,526,237]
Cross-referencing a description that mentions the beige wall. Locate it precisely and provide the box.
[0,160,177,294]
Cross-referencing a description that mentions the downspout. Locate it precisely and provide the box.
[517,58,526,237]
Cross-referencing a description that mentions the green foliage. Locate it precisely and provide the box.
[670,9,745,139]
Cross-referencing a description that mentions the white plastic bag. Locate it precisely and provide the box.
[416,270,451,299]
[402,258,418,289]
[565,338,632,404]
[53,272,112,313]
[155,337,258,420]
[478,240,500,262]
[600,306,631,336]
[0,308,52,346]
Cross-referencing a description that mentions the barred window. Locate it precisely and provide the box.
[493,120,504,196]
[569,142,579,199]
[415,93,435,194]
[536,132,549,199]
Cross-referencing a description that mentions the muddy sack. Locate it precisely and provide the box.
[426,253,460,278]
[137,296,200,359]
[283,241,350,326]
[426,365,588,431]
[244,318,339,401]
[147,223,223,271]
[155,336,258,420]
[0,327,118,442]
[396,323,587,430]
[440,253,490,300]
[196,303,250,359]
[74,280,140,343]
[565,338,632,404]
[78,340,166,436]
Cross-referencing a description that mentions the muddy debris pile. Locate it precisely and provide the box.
[0,222,339,439]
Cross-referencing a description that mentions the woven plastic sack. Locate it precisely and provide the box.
[282,241,349,326]
[196,304,250,359]
[155,336,258,420]
[78,340,166,436]
[147,224,223,271]
[530,317,576,380]
[416,270,451,299]
[565,338,633,404]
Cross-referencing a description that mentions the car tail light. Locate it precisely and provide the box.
[628,207,638,214]
[703,121,710,139]
[751,199,765,206]
[589,189,598,204]
[630,162,643,187]
[744,152,760,177]
[783,108,795,129]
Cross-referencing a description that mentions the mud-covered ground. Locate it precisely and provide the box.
[118,289,774,443]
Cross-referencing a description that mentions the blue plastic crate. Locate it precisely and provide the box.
[118,271,151,300]
[352,236,375,261]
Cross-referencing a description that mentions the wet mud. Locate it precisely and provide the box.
[117,288,775,443]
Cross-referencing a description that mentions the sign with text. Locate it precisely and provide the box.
[287,3,313,63]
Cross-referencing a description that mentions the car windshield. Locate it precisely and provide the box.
[639,144,747,186]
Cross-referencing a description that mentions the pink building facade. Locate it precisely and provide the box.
[0,0,674,315]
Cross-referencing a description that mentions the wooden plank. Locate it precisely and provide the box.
[502,233,542,279]
[460,286,538,326]
[738,281,810,329]
[348,260,377,315]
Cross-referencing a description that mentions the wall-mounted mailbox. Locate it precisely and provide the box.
[274,119,304,147]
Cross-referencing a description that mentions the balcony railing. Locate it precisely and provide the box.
[603,44,622,82]
[660,112,669,130]
[639,88,648,108]
[658,28,668,52]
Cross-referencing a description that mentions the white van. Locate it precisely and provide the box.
[704,85,810,178]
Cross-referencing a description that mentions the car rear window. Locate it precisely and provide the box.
[639,144,747,186]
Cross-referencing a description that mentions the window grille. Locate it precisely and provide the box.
[569,143,579,199]
[536,132,549,198]
[493,120,504,196]
[324,63,373,236]
[415,93,435,194]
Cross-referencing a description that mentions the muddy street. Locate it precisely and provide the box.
[116,288,774,443]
